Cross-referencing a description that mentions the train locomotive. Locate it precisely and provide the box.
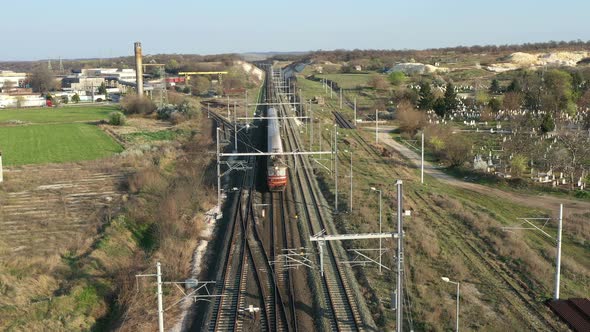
[266,108,288,191]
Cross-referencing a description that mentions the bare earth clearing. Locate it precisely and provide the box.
[0,161,125,257]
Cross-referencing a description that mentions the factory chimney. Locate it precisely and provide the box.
[134,42,144,96]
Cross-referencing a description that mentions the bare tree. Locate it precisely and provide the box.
[368,74,389,91]
[557,129,590,188]
[503,92,523,111]
[29,66,55,93]
[2,80,15,93]
[396,100,426,136]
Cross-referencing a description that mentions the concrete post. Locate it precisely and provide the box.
[396,180,404,332]
[334,125,338,212]
[421,132,425,184]
[156,262,164,332]
[554,204,563,300]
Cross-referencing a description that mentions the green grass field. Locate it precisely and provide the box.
[0,105,123,165]
[0,105,116,124]
[0,123,123,165]
[316,73,374,89]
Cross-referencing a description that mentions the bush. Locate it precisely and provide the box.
[156,100,197,122]
[120,95,156,115]
[108,111,126,126]
[388,71,406,85]
[443,134,472,166]
[396,100,426,136]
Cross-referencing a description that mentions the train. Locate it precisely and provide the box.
[267,107,288,191]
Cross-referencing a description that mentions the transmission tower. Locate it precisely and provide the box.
[59,57,64,73]
[47,59,52,71]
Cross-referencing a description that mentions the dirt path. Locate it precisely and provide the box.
[376,127,590,217]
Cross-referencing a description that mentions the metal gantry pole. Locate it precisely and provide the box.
[349,153,353,213]
[334,124,338,212]
[216,128,221,212]
[554,203,563,300]
[234,122,238,152]
[396,180,404,332]
[339,88,343,109]
[421,131,425,184]
[156,262,164,332]
[378,189,382,273]
[227,95,230,119]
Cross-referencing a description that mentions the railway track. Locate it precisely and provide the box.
[333,111,356,129]
[275,79,365,331]
[269,191,299,331]
[208,126,283,332]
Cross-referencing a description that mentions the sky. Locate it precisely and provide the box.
[1,0,590,61]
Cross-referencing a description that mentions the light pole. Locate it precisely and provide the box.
[370,187,382,273]
[441,277,460,332]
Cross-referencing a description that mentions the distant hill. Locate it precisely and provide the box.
[240,51,309,61]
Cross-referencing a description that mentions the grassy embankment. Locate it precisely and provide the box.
[295,72,587,330]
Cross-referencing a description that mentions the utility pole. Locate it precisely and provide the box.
[370,187,383,273]
[375,109,379,144]
[396,180,404,332]
[309,107,313,152]
[555,204,563,300]
[349,152,353,213]
[334,124,338,212]
[421,131,425,184]
[245,90,248,118]
[353,97,357,125]
[339,88,343,109]
[330,81,333,99]
[227,95,230,119]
